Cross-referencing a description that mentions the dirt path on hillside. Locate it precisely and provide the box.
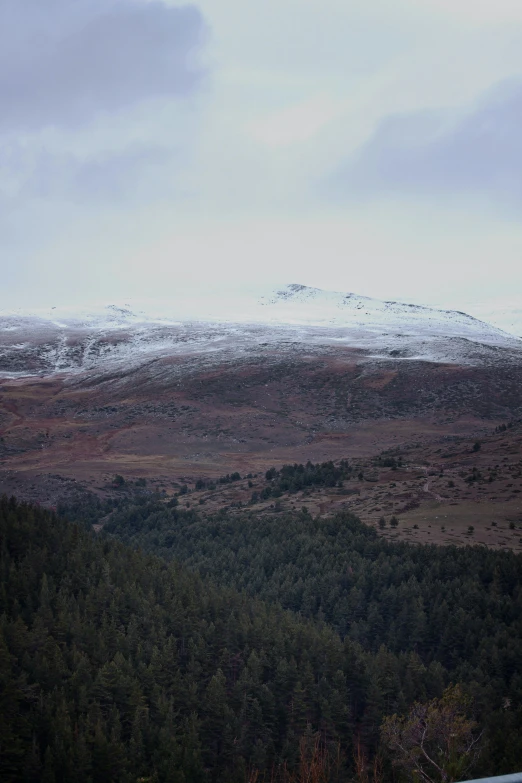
[412,465,446,503]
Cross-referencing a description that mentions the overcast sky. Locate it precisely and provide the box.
[1,0,522,322]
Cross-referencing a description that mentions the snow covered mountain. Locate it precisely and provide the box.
[1,283,520,335]
[1,284,521,378]
[456,296,522,339]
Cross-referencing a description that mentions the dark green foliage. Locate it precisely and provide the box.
[494,421,520,433]
[1,494,402,782]
[196,473,242,491]
[375,454,403,470]
[5,492,522,780]
[262,460,352,495]
[219,472,241,485]
[103,503,520,667]
[56,493,116,530]
[56,489,155,531]
[102,501,522,774]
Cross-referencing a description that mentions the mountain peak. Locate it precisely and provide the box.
[1,284,520,353]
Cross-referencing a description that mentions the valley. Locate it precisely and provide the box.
[2,285,522,781]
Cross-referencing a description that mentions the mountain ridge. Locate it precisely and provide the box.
[1,284,520,380]
[1,282,519,337]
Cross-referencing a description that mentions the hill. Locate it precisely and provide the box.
[2,495,522,780]
[1,285,521,530]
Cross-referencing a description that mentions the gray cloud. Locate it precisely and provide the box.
[70,146,173,202]
[12,145,174,204]
[331,79,522,207]
[0,0,207,129]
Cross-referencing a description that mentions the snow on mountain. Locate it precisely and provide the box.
[257,284,518,343]
[456,297,522,339]
[1,284,521,378]
[1,283,519,336]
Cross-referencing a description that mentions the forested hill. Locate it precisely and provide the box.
[102,501,522,668]
[2,495,522,781]
[0,496,422,782]
[101,500,522,773]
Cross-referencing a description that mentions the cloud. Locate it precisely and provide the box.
[401,0,522,25]
[248,95,346,148]
[331,78,522,208]
[69,146,174,202]
[0,0,207,129]
[13,145,175,204]
[0,1,208,211]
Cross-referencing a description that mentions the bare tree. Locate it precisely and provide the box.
[246,729,341,783]
[380,685,483,783]
[353,736,384,783]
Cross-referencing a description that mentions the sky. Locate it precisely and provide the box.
[1,0,522,330]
